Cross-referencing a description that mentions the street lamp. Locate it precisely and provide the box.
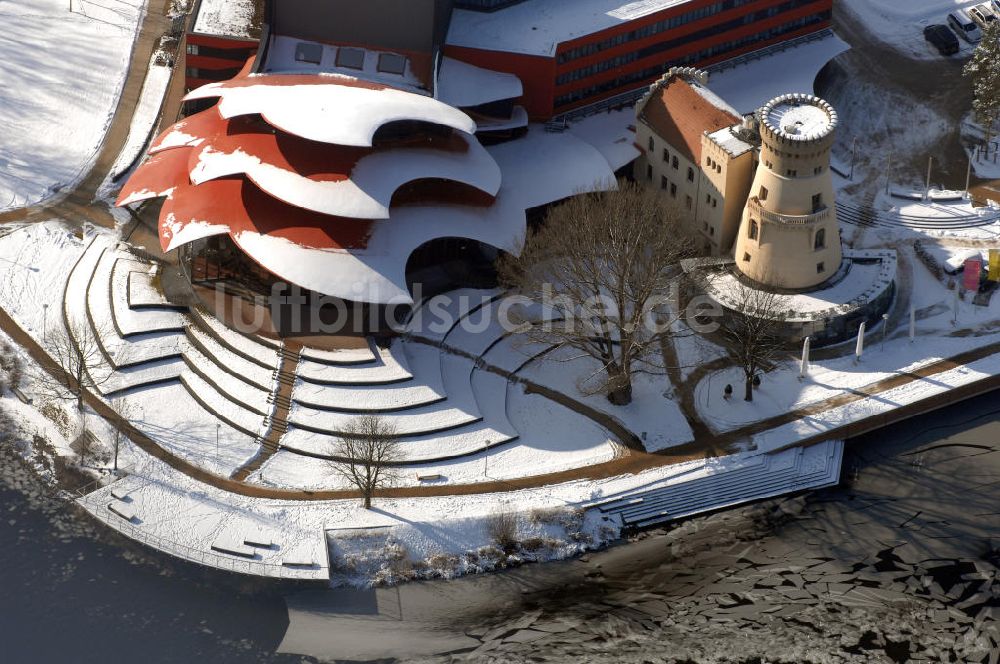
[483,439,492,479]
[881,313,889,351]
[42,304,48,343]
[216,423,221,464]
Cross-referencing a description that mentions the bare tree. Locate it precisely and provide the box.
[717,275,787,402]
[328,415,402,509]
[498,180,697,405]
[35,321,118,413]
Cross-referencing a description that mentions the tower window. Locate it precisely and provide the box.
[743,252,751,262]
[759,186,768,201]
[812,193,823,213]
[816,262,825,274]
[749,219,759,240]
[814,228,826,250]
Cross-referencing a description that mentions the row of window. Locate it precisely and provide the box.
[646,137,698,181]
[556,0,758,64]
[706,156,723,174]
[644,166,694,209]
[555,10,830,108]
[556,0,825,86]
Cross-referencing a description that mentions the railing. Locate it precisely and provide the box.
[747,197,831,226]
[78,493,328,580]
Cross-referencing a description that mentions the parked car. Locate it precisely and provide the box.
[969,5,998,30]
[924,24,960,55]
[948,9,983,43]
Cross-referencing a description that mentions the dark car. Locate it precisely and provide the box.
[924,23,960,55]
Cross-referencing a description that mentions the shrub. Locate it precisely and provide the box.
[484,508,520,553]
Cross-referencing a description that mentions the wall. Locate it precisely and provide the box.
[442,45,556,119]
[634,122,704,243]
[271,0,453,55]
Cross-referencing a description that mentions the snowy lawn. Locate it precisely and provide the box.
[0,0,146,209]
[515,344,694,452]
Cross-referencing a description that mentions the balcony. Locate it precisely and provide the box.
[747,197,831,225]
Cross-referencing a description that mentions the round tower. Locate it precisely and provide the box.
[734,94,841,290]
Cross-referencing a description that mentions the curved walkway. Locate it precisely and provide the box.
[5,290,1000,500]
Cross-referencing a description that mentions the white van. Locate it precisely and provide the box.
[949,9,983,43]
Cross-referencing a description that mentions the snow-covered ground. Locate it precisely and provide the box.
[518,346,694,452]
[108,58,172,182]
[0,0,146,210]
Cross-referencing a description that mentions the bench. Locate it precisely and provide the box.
[110,487,130,501]
[281,557,317,568]
[243,528,276,549]
[416,473,444,482]
[211,538,257,559]
[107,501,137,523]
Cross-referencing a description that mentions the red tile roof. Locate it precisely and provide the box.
[639,77,740,165]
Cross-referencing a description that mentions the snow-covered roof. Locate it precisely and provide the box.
[187,134,501,220]
[708,32,850,115]
[192,0,261,40]
[435,58,524,108]
[184,75,477,147]
[706,126,754,158]
[447,0,690,57]
[762,95,837,142]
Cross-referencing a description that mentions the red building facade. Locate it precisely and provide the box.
[446,0,833,119]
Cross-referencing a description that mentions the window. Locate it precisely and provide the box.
[670,183,677,198]
[786,169,798,177]
[661,175,668,191]
[749,219,758,240]
[814,166,823,175]
[294,42,323,64]
[716,164,722,174]
[706,157,712,167]
[814,228,826,250]
[709,226,715,236]
[648,136,655,151]
[687,167,695,182]
[685,195,693,210]
[377,53,407,75]
[712,198,718,208]
[336,47,366,69]
[705,194,711,204]
[672,156,679,169]
[759,186,768,201]
[812,193,823,213]
[646,164,653,181]
[663,148,669,162]
[743,252,751,262]
[816,262,825,274]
